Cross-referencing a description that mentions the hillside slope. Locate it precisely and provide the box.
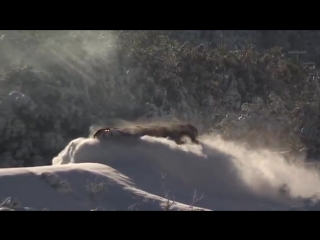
[0,163,209,211]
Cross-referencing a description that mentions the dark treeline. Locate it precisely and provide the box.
[0,30,319,167]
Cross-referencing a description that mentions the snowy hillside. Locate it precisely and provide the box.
[1,31,320,211]
[2,130,320,210]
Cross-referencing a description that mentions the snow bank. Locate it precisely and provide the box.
[0,163,208,211]
[51,133,320,210]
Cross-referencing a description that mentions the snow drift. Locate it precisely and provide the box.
[51,128,320,210]
[0,163,209,211]
[1,127,320,210]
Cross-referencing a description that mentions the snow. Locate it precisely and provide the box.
[1,133,320,210]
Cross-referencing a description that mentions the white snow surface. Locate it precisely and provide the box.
[2,133,320,210]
